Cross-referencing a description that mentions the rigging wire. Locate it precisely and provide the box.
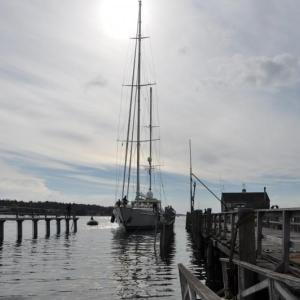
[121,20,139,199]
[114,23,137,201]
[126,88,138,198]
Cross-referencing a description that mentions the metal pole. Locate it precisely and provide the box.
[149,86,152,191]
[189,139,193,212]
[192,172,228,210]
[136,0,142,200]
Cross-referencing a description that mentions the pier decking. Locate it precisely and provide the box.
[181,207,300,299]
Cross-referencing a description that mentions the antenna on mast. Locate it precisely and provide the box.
[189,139,194,212]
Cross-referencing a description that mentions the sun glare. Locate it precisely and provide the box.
[100,0,140,39]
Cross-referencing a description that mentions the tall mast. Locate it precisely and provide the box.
[148,87,153,191]
[189,139,194,212]
[136,0,142,200]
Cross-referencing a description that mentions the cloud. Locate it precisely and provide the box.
[201,54,300,89]
[0,64,51,88]
[178,46,189,56]
[85,75,109,90]
[44,129,92,144]
[0,0,300,213]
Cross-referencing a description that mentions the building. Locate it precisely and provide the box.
[221,188,270,212]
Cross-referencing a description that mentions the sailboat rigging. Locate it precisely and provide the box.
[112,0,175,230]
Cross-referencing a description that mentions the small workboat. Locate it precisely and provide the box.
[87,217,98,226]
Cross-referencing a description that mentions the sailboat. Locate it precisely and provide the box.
[112,0,175,231]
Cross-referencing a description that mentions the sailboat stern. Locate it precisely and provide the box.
[113,206,160,230]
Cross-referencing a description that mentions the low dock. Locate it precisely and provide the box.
[0,214,79,242]
[180,207,300,299]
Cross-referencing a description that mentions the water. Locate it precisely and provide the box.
[0,216,205,299]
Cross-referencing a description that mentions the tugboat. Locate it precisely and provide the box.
[112,0,175,231]
[87,216,98,226]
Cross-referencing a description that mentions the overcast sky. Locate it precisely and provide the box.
[0,0,300,213]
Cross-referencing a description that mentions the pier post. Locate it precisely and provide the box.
[186,212,191,231]
[193,210,201,247]
[218,214,222,237]
[281,210,291,273]
[56,218,61,235]
[32,219,38,239]
[73,218,78,233]
[65,218,70,234]
[223,214,228,240]
[160,223,166,252]
[0,220,5,242]
[206,239,214,288]
[45,218,51,237]
[256,211,263,258]
[238,208,256,299]
[206,208,212,236]
[17,219,23,242]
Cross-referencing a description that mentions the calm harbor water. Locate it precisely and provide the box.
[0,216,205,299]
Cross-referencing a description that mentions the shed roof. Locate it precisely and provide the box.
[221,192,270,203]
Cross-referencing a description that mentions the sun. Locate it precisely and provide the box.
[100,0,140,39]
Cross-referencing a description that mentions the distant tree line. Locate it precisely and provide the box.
[0,199,114,216]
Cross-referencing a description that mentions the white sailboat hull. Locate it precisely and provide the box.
[113,206,160,230]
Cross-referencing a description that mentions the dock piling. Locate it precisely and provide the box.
[73,218,78,233]
[32,219,38,239]
[0,215,78,242]
[65,218,70,234]
[56,218,61,235]
[238,208,256,299]
[45,218,51,237]
[0,220,5,242]
[17,219,23,242]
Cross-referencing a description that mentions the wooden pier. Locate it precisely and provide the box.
[180,207,300,299]
[0,215,79,242]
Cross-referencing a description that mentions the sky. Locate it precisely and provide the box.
[0,0,300,213]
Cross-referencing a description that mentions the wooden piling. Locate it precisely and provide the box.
[65,218,70,234]
[56,218,61,234]
[206,208,212,236]
[32,219,38,239]
[186,212,191,231]
[238,208,256,299]
[0,220,5,242]
[73,218,78,233]
[17,219,23,241]
[160,222,166,252]
[256,211,263,258]
[45,218,51,237]
[281,210,291,273]
[206,239,214,288]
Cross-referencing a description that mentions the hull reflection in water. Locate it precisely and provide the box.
[111,228,176,299]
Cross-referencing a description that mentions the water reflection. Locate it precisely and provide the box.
[160,231,176,266]
[111,228,176,299]
[186,231,206,281]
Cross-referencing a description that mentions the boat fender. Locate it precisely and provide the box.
[110,214,115,223]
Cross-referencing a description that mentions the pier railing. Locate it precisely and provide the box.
[0,207,70,217]
[220,257,300,300]
[183,207,300,299]
[178,263,221,300]
[187,208,300,274]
